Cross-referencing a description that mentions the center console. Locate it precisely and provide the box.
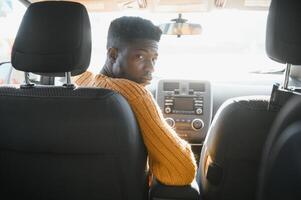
[156,79,212,144]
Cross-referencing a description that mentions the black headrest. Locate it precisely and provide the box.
[266,0,301,65]
[11,1,91,76]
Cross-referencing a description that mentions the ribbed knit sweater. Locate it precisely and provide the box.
[75,71,197,185]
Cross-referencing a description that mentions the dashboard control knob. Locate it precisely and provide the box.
[165,118,175,128]
[165,107,172,114]
[196,108,203,115]
[191,119,204,131]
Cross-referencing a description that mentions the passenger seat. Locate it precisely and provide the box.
[257,96,301,200]
[0,2,148,200]
[197,0,301,199]
[257,0,301,199]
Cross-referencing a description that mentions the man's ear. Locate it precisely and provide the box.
[107,48,118,64]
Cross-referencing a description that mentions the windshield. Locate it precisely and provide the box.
[88,10,283,81]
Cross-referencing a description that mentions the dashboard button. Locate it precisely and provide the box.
[165,107,171,114]
[196,108,203,115]
[165,118,175,128]
[191,119,204,131]
[165,99,173,102]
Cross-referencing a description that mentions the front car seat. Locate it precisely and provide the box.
[198,0,301,199]
[198,96,278,200]
[256,0,301,199]
[0,2,148,200]
[257,96,301,200]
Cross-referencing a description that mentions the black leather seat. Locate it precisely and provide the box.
[198,96,278,200]
[0,2,148,200]
[256,0,301,199]
[198,0,301,200]
[257,96,301,200]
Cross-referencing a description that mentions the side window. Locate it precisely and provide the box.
[0,63,24,85]
[0,0,26,85]
[0,62,12,84]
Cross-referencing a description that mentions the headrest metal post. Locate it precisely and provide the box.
[21,72,34,88]
[66,72,71,85]
[283,63,291,90]
[63,72,75,89]
[25,72,30,85]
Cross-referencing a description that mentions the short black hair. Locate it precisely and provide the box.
[107,16,162,49]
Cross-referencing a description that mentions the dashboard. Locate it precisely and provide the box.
[152,74,286,145]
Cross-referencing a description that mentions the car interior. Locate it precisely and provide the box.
[0,0,301,199]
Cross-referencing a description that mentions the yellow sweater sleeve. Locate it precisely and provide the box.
[74,72,197,185]
[73,71,94,86]
[129,91,197,185]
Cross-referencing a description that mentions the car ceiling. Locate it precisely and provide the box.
[28,0,270,12]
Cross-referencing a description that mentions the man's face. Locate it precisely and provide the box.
[111,39,158,86]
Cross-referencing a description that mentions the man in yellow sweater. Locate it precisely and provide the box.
[75,16,196,186]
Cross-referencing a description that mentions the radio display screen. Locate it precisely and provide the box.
[174,97,194,111]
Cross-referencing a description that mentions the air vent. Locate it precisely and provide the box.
[163,82,180,91]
